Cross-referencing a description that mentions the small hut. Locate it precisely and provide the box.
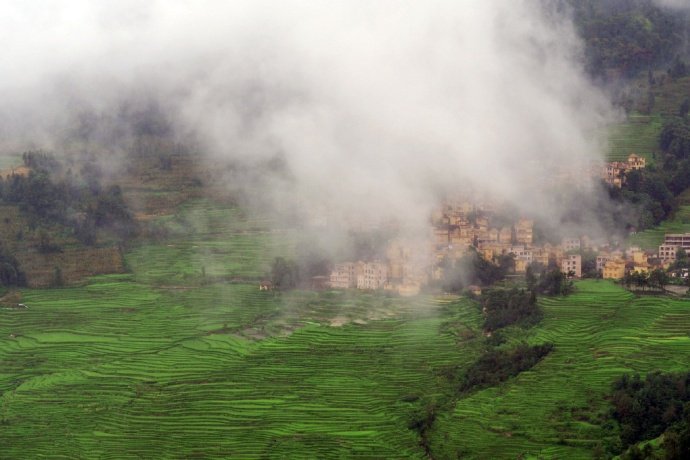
[310,276,329,290]
[259,280,273,291]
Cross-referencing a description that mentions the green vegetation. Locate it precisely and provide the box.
[440,248,514,292]
[0,151,137,245]
[0,273,484,458]
[429,280,690,459]
[4,204,690,460]
[609,371,690,458]
[481,287,541,332]
[458,343,553,394]
[609,114,663,163]
[126,199,296,285]
[571,0,686,79]
[3,163,689,459]
[628,185,690,249]
[0,244,26,287]
[535,268,576,296]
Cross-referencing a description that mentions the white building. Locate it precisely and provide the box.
[329,262,359,289]
[561,254,581,278]
[356,261,388,290]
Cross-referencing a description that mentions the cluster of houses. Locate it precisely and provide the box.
[329,238,428,296]
[592,234,690,280]
[325,204,690,295]
[319,151,690,294]
[602,153,646,187]
[429,200,584,279]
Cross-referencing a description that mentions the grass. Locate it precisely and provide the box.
[628,189,690,249]
[4,272,690,458]
[606,76,690,164]
[126,199,297,285]
[429,280,690,459]
[0,153,22,170]
[0,274,483,458]
[3,196,690,458]
[607,113,662,163]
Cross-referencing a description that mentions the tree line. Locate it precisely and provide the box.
[0,151,138,247]
[609,371,690,459]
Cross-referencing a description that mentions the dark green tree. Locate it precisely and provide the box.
[270,257,300,289]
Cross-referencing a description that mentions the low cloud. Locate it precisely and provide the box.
[0,1,618,235]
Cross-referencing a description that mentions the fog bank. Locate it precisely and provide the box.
[0,1,618,233]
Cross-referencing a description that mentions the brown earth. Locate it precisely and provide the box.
[15,246,125,288]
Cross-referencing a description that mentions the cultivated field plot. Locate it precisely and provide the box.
[126,199,297,285]
[3,196,690,459]
[607,113,661,163]
[628,189,690,249]
[0,276,480,458]
[430,280,690,459]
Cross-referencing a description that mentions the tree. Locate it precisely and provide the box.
[51,266,64,288]
[270,257,300,290]
[0,246,26,287]
[669,56,689,79]
[481,288,541,331]
[37,229,62,253]
[674,248,689,270]
[631,271,648,291]
[649,269,669,291]
[525,265,537,292]
[623,271,634,289]
[680,98,690,118]
[537,269,573,296]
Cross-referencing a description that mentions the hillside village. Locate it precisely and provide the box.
[328,153,688,295]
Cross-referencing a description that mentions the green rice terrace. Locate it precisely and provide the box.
[628,189,690,250]
[2,199,690,458]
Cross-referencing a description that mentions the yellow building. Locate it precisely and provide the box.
[499,227,512,244]
[532,249,549,267]
[603,259,626,280]
[514,219,534,245]
[627,153,646,170]
[481,246,497,261]
[632,264,650,275]
[632,250,648,265]
[515,258,529,273]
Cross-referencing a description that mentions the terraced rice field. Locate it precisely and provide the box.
[127,199,297,284]
[607,77,690,164]
[430,280,690,459]
[3,196,690,458]
[652,76,690,118]
[628,189,690,249]
[0,153,22,170]
[0,275,482,458]
[607,113,662,163]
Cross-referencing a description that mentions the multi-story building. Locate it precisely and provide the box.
[498,227,512,244]
[562,237,581,252]
[515,258,529,273]
[329,262,359,289]
[561,254,581,278]
[357,261,388,290]
[663,234,690,250]
[603,259,626,279]
[627,153,646,170]
[658,244,679,263]
[531,247,550,267]
[596,255,610,271]
[509,246,533,262]
[514,219,534,245]
[603,154,647,187]
[631,250,648,265]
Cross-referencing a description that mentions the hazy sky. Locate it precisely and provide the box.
[654,0,690,10]
[0,1,619,231]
